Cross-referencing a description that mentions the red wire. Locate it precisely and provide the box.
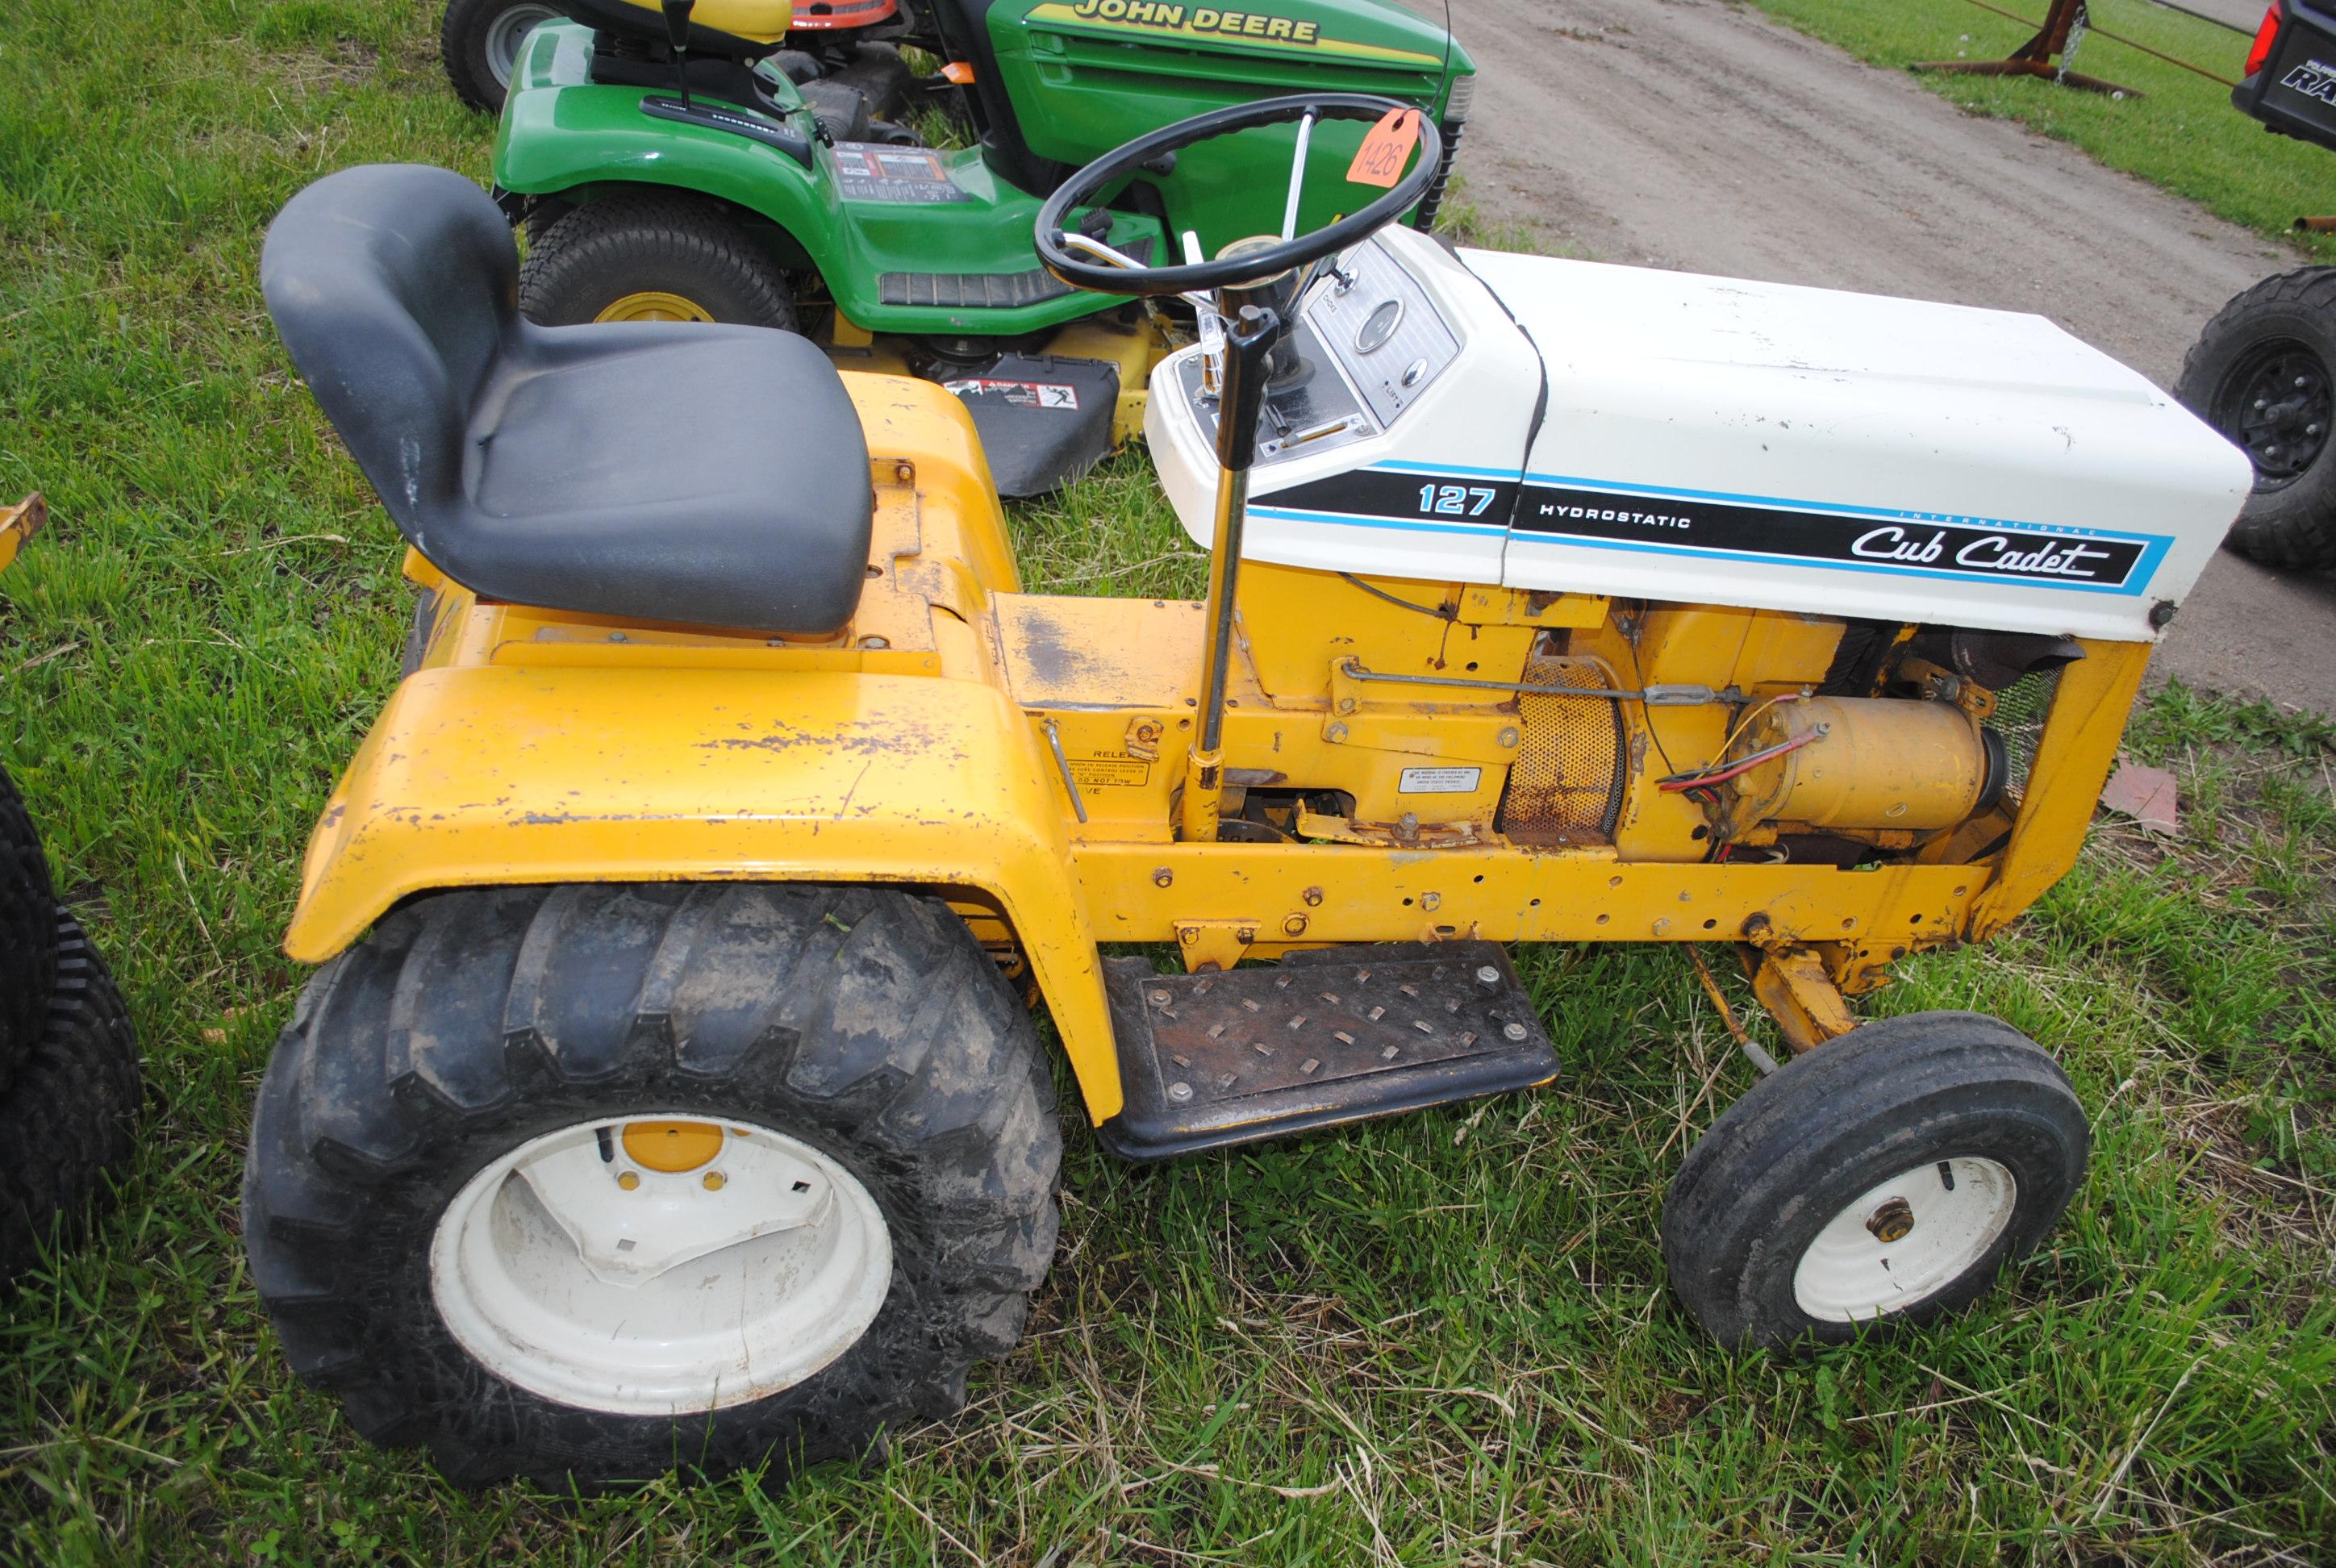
[1658,732,1820,793]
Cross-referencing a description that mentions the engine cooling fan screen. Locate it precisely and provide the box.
[1495,653,1626,846]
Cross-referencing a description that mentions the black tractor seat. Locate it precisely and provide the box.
[261,164,873,638]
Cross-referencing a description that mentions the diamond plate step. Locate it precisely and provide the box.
[1096,941,1559,1161]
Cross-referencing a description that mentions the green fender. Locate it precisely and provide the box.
[491,23,1156,336]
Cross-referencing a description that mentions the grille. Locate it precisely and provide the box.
[1989,667,2063,798]
[1495,653,1625,846]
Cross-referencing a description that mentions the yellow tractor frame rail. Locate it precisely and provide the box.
[286,378,2150,1128]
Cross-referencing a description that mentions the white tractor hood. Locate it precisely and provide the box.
[1145,227,2251,644]
[1465,248,2251,642]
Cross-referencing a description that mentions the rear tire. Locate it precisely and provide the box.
[0,913,140,1292]
[0,763,60,1091]
[2175,267,2336,571]
[440,0,561,114]
[518,193,799,332]
[1662,1011,2089,1349]
[242,882,1062,1489]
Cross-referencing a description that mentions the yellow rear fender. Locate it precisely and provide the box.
[286,665,1123,1121]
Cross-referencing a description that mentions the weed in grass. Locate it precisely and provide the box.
[0,0,2332,1560]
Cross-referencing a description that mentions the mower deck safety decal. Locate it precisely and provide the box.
[942,377,1081,410]
[1028,2,1444,67]
[1512,480,2169,594]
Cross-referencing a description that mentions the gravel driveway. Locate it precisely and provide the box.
[1416,0,2336,714]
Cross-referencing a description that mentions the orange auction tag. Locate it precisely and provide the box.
[1346,106,1422,189]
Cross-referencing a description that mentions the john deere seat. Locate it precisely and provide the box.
[565,0,795,57]
[261,164,872,636]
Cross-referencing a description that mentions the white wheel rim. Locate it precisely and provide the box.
[429,1113,892,1415]
[1792,1156,2017,1323]
[484,4,560,89]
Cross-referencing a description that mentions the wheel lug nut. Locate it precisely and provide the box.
[702,1170,726,1191]
[617,1171,640,1191]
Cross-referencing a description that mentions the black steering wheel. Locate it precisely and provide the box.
[1035,94,1445,298]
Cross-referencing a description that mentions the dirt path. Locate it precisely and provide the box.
[1413,0,2336,715]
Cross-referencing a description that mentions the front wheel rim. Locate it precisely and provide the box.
[484,3,561,90]
[594,290,717,323]
[1791,1156,2017,1323]
[430,1113,892,1415]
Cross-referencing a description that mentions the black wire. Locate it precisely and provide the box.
[1340,572,1454,619]
[1620,614,1686,781]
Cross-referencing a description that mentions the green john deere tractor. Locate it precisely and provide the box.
[491,0,1475,490]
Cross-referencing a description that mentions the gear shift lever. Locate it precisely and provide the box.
[661,0,695,107]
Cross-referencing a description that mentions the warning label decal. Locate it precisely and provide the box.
[832,144,970,204]
[1070,757,1150,788]
[942,377,1082,411]
[1398,765,1482,794]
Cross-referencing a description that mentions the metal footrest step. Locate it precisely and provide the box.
[1096,941,1558,1161]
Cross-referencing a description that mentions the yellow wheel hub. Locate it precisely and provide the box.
[621,1119,726,1173]
[594,291,715,323]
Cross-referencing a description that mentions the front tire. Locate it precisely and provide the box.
[1661,1011,2089,1349]
[0,913,140,1291]
[2175,267,2336,571]
[440,0,561,113]
[518,193,799,332]
[243,883,1062,1489]
[0,763,60,1086]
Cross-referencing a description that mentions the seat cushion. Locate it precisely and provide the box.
[455,322,874,635]
[567,0,793,52]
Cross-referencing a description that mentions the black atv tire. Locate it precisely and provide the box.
[0,913,141,1292]
[518,193,799,332]
[0,762,60,1091]
[440,0,563,114]
[1662,1011,2089,1350]
[243,882,1062,1490]
[2175,266,2336,571]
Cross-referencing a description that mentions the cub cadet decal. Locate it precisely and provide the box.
[1028,2,1443,66]
[1252,465,2171,594]
[1512,481,2166,594]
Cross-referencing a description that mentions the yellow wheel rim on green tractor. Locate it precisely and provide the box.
[593,290,714,323]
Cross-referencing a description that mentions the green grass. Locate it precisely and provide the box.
[1746,0,2336,259]
[2,0,2334,1560]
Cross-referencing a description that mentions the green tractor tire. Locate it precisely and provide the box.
[519,192,799,332]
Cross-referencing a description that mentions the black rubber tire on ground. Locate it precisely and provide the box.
[243,882,1062,1490]
[1661,1011,2089,1350]
[2174,266,2336,571]
[0,762,60,1092]
[518,192,799,332]
[440,0,561,114]
[0,912,141,1292]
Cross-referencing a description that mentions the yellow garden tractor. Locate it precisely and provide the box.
[244,97,2250,1488]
